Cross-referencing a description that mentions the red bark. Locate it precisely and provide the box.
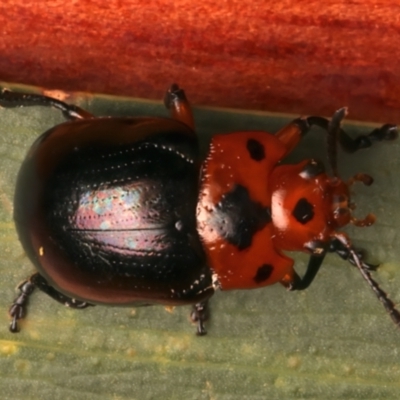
[0,1,399,122]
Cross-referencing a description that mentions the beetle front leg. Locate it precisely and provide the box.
[288,252,326,291]
[0,89,94,120]
[164,84,195,130]
[274,112,398,158]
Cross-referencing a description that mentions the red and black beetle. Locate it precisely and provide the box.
[1,84,399,335]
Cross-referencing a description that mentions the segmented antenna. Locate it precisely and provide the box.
[327,107,348,178]
[333,233,400,328]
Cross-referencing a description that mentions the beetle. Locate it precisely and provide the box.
[1,84,399,335]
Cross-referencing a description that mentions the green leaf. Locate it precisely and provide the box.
[0,82,400,400]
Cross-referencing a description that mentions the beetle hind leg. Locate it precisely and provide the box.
[9,273,93,333]
[0,88,93,120]
[30,273,93,309]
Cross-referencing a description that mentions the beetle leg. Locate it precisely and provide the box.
[8,279,36,333]
[288,253,326,291]
[8,273,93,333]
[288,238,378,293]
[164,84,195,130]
[190,300,209,336]
[30,273,94,309]
[275,111,398,158]
[0,89,94,120]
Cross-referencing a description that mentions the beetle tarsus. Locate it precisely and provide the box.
[368,124,398,142]
[191,301,209,336]
[8,280,36,333]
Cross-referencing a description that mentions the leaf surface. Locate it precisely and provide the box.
[0,82,399,400]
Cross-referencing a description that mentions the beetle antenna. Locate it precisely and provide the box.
[333,233,400,328]
[327,108,347,178]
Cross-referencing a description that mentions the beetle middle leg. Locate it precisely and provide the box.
[9,273,93,333]
[0,89,94,120]
[164,84,195,130]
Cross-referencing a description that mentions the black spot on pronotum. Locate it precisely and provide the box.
[246,139,265,161]
[254,264,274,283]
[213,185,271,250]
[292,198,314,224]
